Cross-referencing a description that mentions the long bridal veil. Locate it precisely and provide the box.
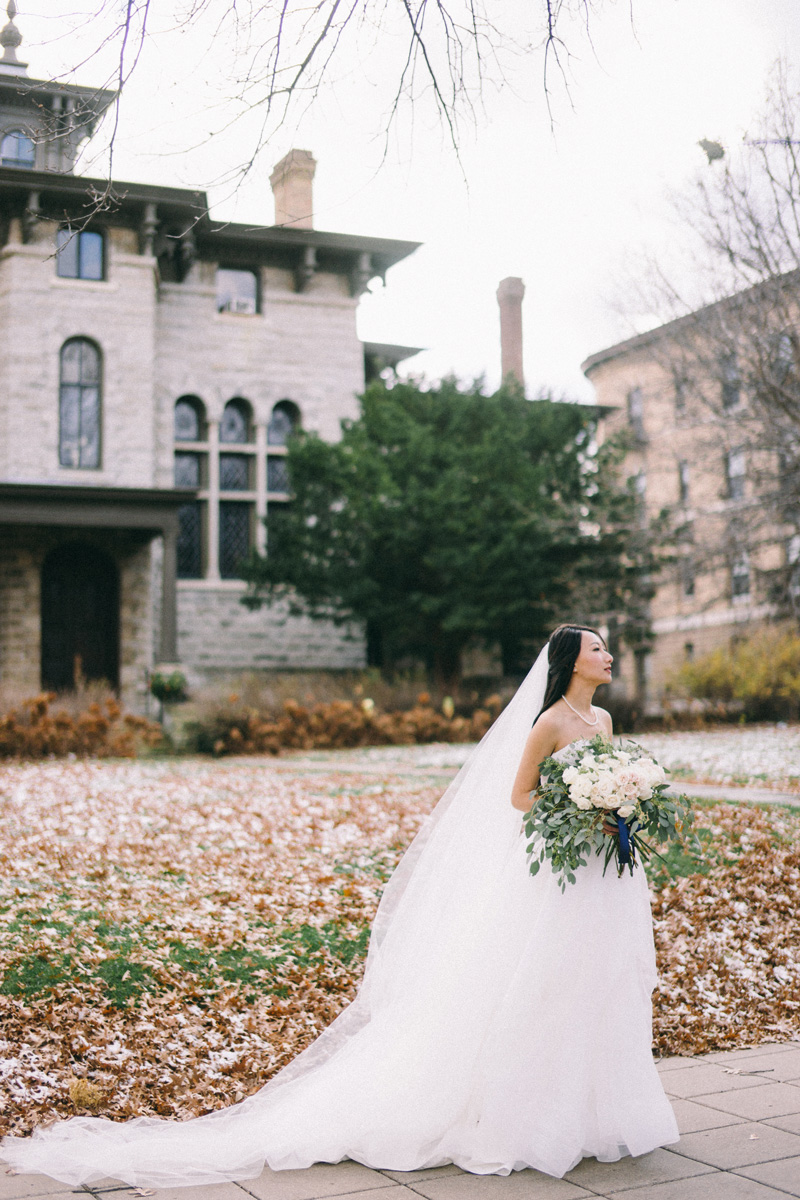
[2,648,552,1189]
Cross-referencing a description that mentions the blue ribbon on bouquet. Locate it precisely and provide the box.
[616,815,636,867]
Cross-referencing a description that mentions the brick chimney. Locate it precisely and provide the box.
[270,149,316,229]
[496,276,525,389]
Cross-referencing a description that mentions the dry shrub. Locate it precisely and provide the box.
[190,694,503,756]
[0,694,163,759]
[669,625,800,722]
[67,1078,105,1111]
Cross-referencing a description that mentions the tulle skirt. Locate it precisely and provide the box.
[2,835,678,1187]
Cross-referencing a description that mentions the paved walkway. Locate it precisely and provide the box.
[3,1042,800,1200]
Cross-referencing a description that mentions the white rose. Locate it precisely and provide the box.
[569,775,593,801]
[590,773,617,808]
[562,766,580,785]
[616,751,631,765]
[573,793,593,810]
[617,803,635,818]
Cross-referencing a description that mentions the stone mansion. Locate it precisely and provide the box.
[0,10,419,709]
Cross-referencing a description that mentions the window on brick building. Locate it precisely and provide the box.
[720,354,741,410]
[731,551,750,599]
[673,373,688,416]
[771,332,794,385]
[1,129,34,168]
[59,338,101,468]
[216,268,258,314]
[684,642,694,661]
[681,557,695,597]
[626,387,646,442]
[726,448,746,500]
[56,228,104,280]
[678,460,690,504]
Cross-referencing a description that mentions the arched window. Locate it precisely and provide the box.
[174,395,205,442]
[56,228,104,280]
[174,397,207,579]
[59,339,101,469]
[267,399,298,496]
[267,399,300,446]
[220,398,251,444]
[1,129,34,168]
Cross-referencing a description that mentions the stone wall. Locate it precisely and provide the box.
[176,583,365,678]
[0,222,158,487]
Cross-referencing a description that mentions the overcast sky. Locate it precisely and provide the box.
[18,0,800,400]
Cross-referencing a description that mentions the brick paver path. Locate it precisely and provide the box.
[3,1042,800,1200]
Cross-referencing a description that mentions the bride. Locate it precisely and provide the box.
[2,623,678,1188]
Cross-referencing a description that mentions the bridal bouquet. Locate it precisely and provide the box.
[524,734,696,890]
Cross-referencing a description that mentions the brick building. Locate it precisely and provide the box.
[582,293,792,710]
[0,10,418,708]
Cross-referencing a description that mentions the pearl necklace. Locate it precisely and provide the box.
[562,695,599,726]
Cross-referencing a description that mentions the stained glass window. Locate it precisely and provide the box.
[267,456,290,493]
[219,502,251,578]
[177,503,203,579]
[175,397,204,441]
[267,401,299,445]
[220,399,250,443]
[59,339,101,468]
[174,452,201,488]
[56,229,104,280]
[220,454,249,490]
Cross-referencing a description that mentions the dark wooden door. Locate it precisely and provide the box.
[41,544,119,690]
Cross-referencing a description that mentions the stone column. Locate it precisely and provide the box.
[159,521,178,662]
[496,276,525,390]
[207,419,220,579]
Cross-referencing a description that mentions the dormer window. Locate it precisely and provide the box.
[1,129,34,168]
[56,228,104,281]
[216,268,258,314]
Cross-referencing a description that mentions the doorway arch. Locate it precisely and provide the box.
[41,543,119,690]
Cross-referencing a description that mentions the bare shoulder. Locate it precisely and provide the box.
[593,705,614,737]
[531,706,563,743]
[522,708,561,758]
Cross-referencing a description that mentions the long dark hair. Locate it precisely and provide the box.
[534,623,607,724]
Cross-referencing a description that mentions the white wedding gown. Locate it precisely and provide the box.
[2,661,679,1189]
